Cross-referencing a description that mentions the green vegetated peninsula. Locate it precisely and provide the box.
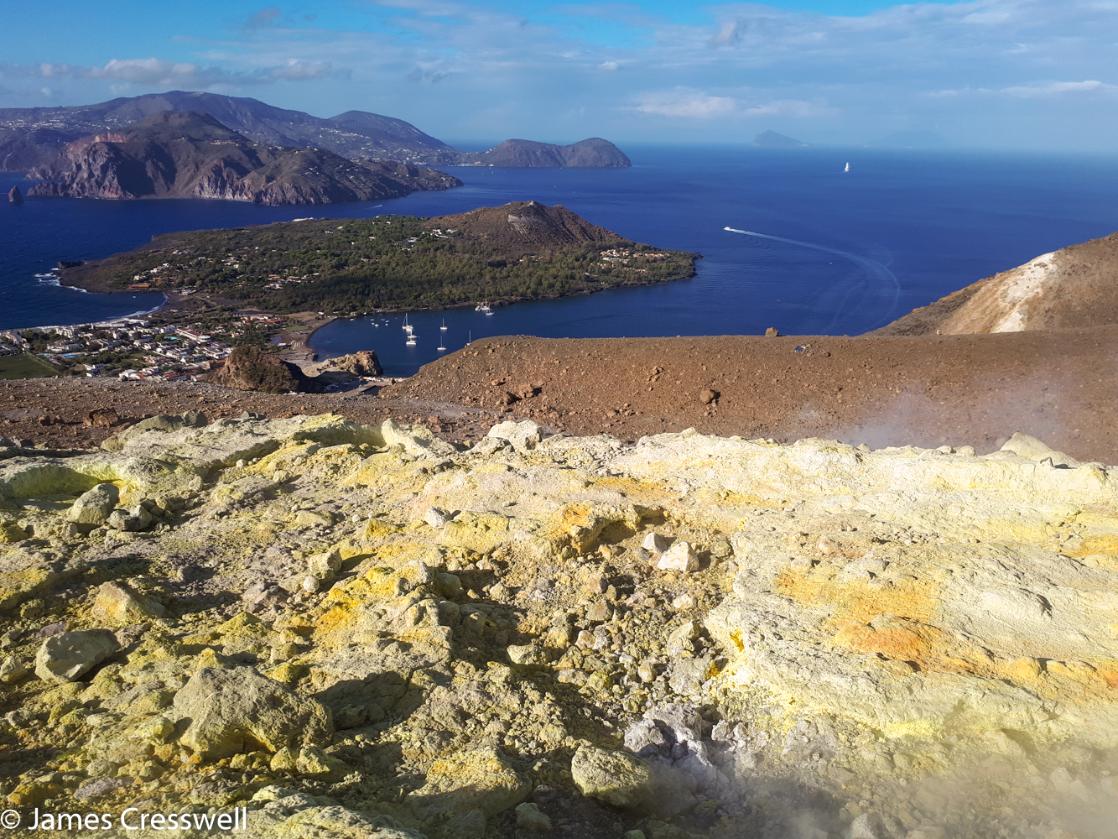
[64,201,696,315]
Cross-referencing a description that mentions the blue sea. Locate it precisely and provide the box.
[3,146,1118,376]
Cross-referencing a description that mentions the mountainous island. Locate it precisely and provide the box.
[753,130,808,149]
[457,138,631,168]
[880,232,1118,335]
[0,90,456,169]
[62,200,695,313]
[27,112,460,205]
[0,91,633,180]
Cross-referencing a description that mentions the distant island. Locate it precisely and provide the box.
[0,90,455,169]
[753,130,808,149]
[0,91,633,185]
[456,138,631,168]
[28,112,460,205]
[63,200,695,315]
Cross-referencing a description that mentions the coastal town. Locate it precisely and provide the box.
[0,315,259,382]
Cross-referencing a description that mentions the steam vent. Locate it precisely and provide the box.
[2,415,1117,837]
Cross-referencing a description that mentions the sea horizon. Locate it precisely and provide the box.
[5,144,1118,375]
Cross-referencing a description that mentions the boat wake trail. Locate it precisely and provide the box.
[722,226,901,331]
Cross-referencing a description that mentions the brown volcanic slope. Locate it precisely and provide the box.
[882,232,1118,335]
[4,326,1117,462]
[384,329,1118,463]
[427,200,623,252]
[0,378,493,450]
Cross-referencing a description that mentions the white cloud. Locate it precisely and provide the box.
[930,79,1118,99]
[742,99,832,118]
[959,8,1016,25]
[633,88,738,119]
[1002,79,1117,97]
[632,89,830,121]
[91,58,213,85]
[25,57,341,89]
[710,20,741,48]
[372,0,473,19]
[5,0,1118,149]
[268,59,339,81]
[407,60,455,83]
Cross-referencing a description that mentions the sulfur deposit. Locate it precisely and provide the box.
[1,416,1117,837]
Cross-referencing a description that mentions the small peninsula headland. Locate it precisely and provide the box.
[456,138,631,168]
[61,201,696,315]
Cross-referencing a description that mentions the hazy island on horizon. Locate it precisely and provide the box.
[753,129,809,149]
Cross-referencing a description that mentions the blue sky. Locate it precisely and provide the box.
[2,1,1116,151]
